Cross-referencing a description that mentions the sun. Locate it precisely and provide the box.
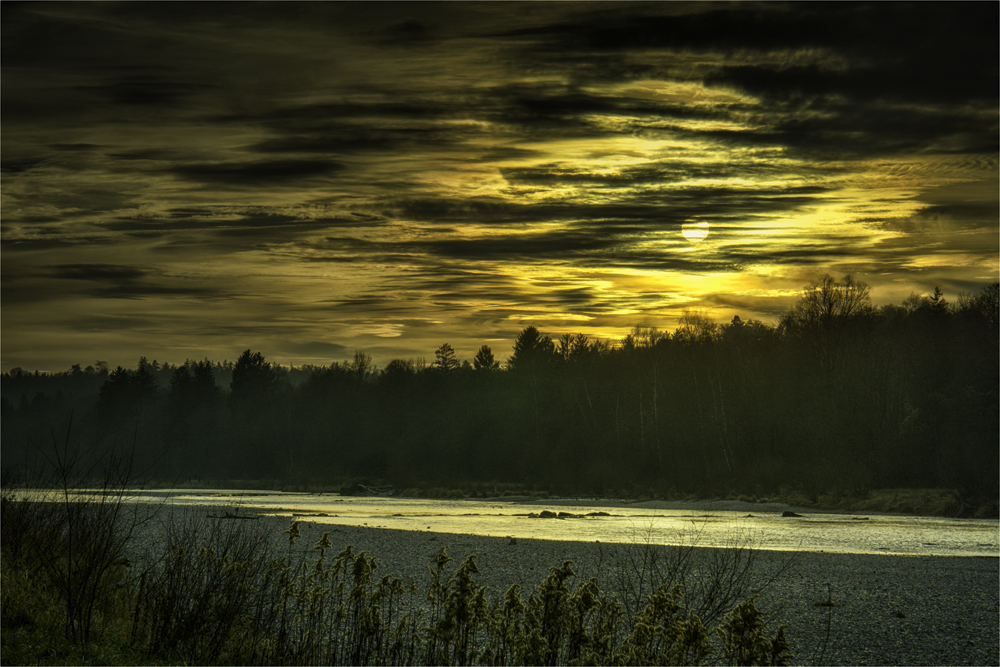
[681,222,710,242]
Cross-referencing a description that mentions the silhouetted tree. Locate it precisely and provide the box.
[165,360,223,476]
[97,364,158,426]
[350,351,374,382]
[781,274,873,329]
[472,345,499,372]
[957,281,999,327]
[674,311,720,345]
[229,350,286,477]
[382,358,417,387]
[433,343,460,373]
[92,362,163,469]
[929,286,948,313]
[508,326,555,373]
[230,350,278,418]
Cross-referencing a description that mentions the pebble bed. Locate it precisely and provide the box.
[126,507,998,666]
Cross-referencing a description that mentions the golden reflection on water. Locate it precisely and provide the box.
[26,489,994,558]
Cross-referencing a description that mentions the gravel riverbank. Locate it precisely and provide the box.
[127,506,998,666]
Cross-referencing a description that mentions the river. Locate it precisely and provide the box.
[74,489,1000,558]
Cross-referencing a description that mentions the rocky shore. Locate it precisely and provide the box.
[128,505,998,666]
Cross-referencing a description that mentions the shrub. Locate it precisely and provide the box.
[3,485,791,666]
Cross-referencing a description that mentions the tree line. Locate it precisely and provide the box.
[3,277,997,504]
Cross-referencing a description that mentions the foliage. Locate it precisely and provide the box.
[0,429,153,665]
[599,523,780,635]
[3,496,791,666]
[717,596,791,666]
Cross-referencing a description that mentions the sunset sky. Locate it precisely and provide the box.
[3,2,997,372]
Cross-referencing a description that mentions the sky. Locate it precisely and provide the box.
[2,2,998,373]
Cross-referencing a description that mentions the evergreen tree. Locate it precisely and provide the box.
[433,343,460,373]
[472,345,499,372]
[230,350,278,417]
[229,350,285,477]
[508,326,555,372]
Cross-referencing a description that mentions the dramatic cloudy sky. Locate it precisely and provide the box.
[3,2,997,372]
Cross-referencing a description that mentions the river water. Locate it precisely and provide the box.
[73,489,999,558]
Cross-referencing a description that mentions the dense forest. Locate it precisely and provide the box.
[3,276,997,506]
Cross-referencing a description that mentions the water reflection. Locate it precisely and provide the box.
[112,490,1000,558]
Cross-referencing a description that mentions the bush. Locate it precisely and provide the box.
[3,487,791,666]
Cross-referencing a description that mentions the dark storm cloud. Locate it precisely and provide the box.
[249,134,395,155]
[390,183,826,229]
[89,284,218,299]
[50,264,147,283]
[221,99,484,160]
[221,85,658,148]
[1,156,48,174]
[170,159,345,185]
[488,84,621,127]
[108,149,176,161]
[384,268,518,294]
[1,236,117,252]
[157,3,994,170]
[716,245,863,267]
[93,211,389,258]
[381,19,435,45]
[234,88,723,160]
[211,217,384,239]
[572,250,740,274]
[698,5,996,106]
[429,231,621,260]
[502,160,799,186]
[501,3,996,81]
[898,203,1000,234]
[706,62,998,107]
[79,73,215,107]
[103,209,378,235]
[50,143,102,152]
[495,3,998,159]
[1,4,125,69]
[246,127,452,156]
[214,100,455,128]
[58,313,161,332]
[689,100,998,160]
[46,263,220,300]
[489,83,733,126]
[470,146,544,162]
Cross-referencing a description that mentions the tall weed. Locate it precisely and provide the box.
[4,493,791,666]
